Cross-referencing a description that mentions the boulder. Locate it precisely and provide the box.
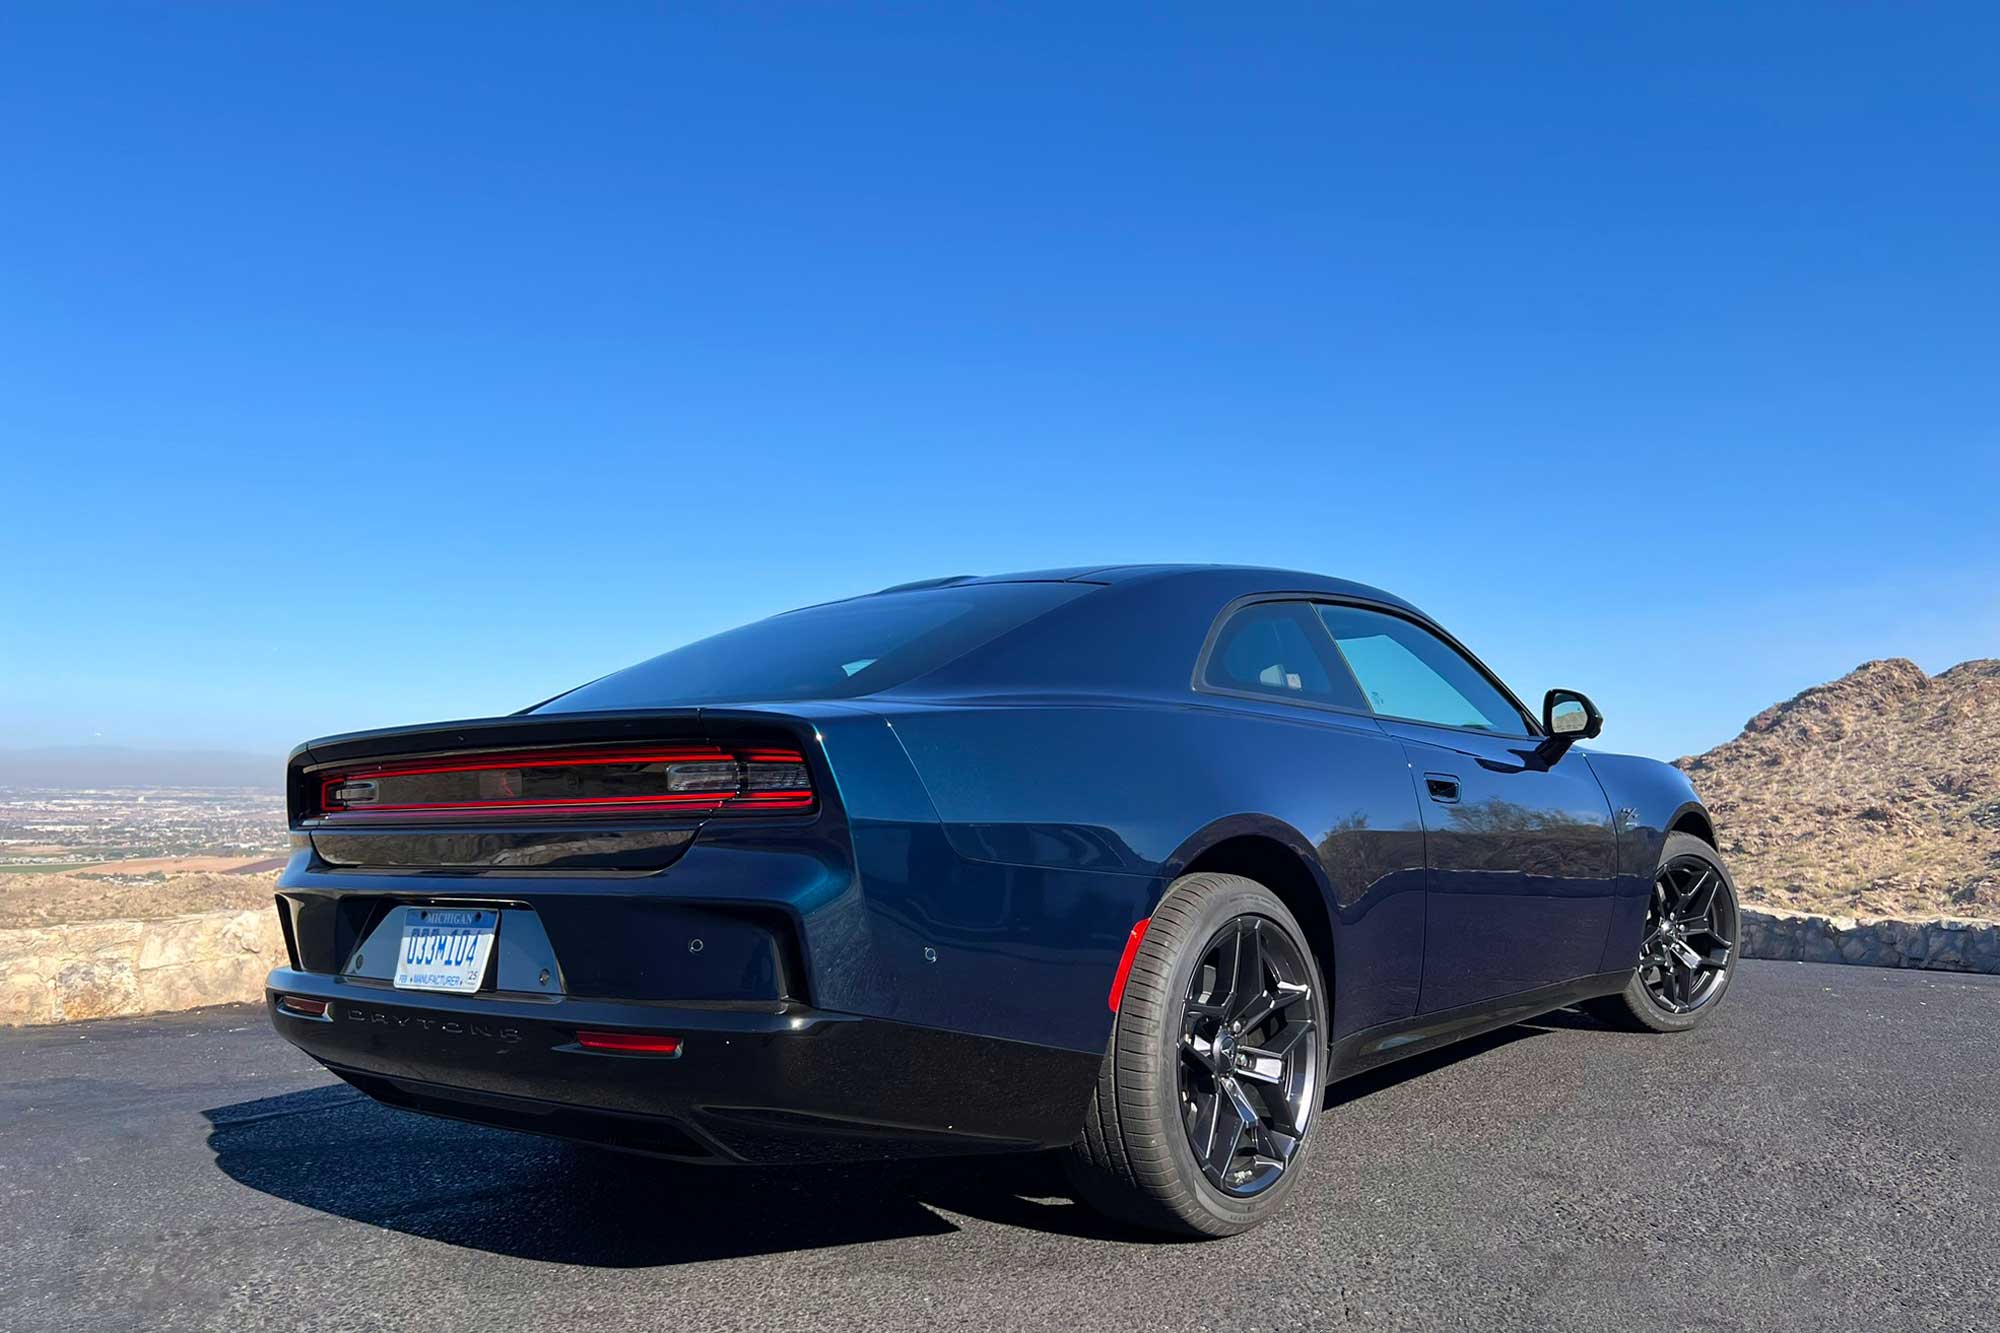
[54,958,143,1021]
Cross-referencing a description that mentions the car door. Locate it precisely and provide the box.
[1315,603,1618,1014]
[1194,598,1430,1036]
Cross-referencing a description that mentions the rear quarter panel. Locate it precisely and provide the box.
[780,703,1161,1053]
[873,696,1430,1045]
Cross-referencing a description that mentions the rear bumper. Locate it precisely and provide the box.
[265,968,1099,1164]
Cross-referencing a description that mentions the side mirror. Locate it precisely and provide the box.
[1538,688,1603,761]
[1544,689,1603,739]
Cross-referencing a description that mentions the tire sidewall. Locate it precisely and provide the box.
[1137,875,1330,1233]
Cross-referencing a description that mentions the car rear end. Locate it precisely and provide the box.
[264,702,1104,1164]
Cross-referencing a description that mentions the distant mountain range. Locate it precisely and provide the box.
[1678,658,2000,921]
[6,661,1997,924]
[0,747,284,790]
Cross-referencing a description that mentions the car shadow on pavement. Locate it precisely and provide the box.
[202,1085,1144,1266]
[1321,1005,1604,1109]
[205,1010,1599,1265]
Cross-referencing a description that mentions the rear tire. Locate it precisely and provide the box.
[1065,872,1329,1237]
[1584,832,1741,1033]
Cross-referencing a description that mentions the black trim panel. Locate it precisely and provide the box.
[266,971,1102,1163]
[310,827,698,871]
[1327,970,1631,1083]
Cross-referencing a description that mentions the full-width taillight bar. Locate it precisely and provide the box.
[313,742,815,819]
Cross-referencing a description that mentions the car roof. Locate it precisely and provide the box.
[878,565,1426,618]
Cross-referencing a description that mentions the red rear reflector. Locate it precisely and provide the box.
[1107,918,1151,1013]
[575,1030,683,1056]
[313,742,815,820]
[278,995,328,1018]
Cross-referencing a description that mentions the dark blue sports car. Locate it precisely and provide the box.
[266,565,1738,1235]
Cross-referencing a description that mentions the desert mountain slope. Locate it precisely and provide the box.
[0,871,275,931]
[1676,658,2000,920]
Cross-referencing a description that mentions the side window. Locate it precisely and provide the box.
[1203,602,1367,709]
[1317,604,1529,734]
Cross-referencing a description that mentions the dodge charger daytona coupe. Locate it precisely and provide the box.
[267,565,1738,1235]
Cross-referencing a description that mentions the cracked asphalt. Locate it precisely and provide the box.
[2,960,1996,1332]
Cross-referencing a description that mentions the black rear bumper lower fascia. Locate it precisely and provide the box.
[265,968,1099,1165]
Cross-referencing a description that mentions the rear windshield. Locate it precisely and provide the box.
[534,582,1092,711]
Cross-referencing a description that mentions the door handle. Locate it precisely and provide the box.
[1424,773,1461,804]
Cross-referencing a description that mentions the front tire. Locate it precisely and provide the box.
[1585,832,1741,1033]
[1066,872,1329,1237]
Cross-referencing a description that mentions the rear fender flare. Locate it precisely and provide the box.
[1160,813,1332,899]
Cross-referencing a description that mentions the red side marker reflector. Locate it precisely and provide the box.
[277,995,328,1018]
[576,1030,683,1056]
[1107,918,1151,1013]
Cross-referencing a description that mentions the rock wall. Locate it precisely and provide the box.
[1740,907,2000,974]
[4,904,1993,1025]
[0,909,285,1025]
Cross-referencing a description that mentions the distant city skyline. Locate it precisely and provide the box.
[4,5,1996,764]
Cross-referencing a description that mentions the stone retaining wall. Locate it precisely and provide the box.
[3,904,1993,1025]
[0,909,286,1025]
[1740,907,2000,974]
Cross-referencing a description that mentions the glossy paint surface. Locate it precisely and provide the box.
[1374,718,1618,1013]
[277,565,1704,1074]
[1581,749,1712,974]
[882,696,1428,1042]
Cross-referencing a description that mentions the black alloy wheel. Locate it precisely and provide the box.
[1177,916,1318,1196]
[1639,853,1738,1014]
[1066,872,1330,1236]
[1584,831,1742,1033]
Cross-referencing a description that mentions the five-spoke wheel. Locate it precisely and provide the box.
[1586,831,1742,1033]
[1177,916,1317,1196]
[1639,853,1737,1014]
[1066,872,1329,1236]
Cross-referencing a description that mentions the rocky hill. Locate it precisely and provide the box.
[0,869,278,931]
[1678,658,2000,921]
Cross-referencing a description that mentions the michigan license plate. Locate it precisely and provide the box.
[392,908,497,993]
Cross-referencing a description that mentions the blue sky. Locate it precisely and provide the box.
[3,4,1995,765]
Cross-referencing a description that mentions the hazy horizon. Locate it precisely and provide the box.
[0,745,288,790]
[6,645,1994,785]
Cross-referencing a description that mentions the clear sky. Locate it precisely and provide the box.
[4,4,1996,766]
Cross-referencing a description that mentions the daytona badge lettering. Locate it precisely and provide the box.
[340,1006,520,1042]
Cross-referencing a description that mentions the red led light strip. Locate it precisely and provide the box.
[319,745,733,806]
[328,793,783,814]
[575,1030,683,1055]
[315,744,813,818]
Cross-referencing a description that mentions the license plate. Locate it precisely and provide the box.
[393,908,497,993]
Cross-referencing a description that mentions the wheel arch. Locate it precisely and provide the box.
[1667,802,1716,848]
[1167,817,1337,1000]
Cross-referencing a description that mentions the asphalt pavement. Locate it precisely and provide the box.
[2,960,1996,1332]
